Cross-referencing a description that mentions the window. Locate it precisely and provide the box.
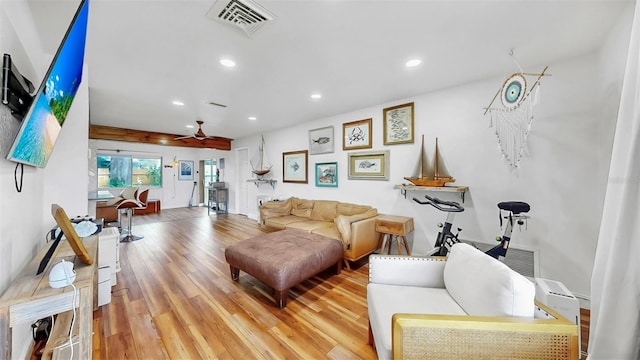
[97,155,162,188]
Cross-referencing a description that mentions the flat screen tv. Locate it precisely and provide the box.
[5,0,89,168]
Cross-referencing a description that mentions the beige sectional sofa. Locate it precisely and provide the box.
[259,197,380,268]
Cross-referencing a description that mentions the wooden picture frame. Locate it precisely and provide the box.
[342,118,372,150]
[383,102,414,145]
[348,150,390,180]
[51,204,93,265]
[283,150,308,183]
[178,160,194,181]
[308,126,334,155]
[315,162,338,187]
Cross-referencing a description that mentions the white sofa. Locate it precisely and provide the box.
[367,243,579,360]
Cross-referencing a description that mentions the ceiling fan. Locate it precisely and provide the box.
[174,120,216,140]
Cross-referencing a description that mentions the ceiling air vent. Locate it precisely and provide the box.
[207,0,276,37]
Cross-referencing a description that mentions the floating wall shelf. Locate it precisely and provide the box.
[248,179,277,189]
[394,184,469,202]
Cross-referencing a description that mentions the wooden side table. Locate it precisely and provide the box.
[0,236,98,359]
[376,215,414,255]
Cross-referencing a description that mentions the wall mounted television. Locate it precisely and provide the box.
[5,0,89,168]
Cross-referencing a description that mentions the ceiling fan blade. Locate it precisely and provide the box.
[174,135,193,140]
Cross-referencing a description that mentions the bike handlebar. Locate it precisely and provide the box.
[412,194,464,213]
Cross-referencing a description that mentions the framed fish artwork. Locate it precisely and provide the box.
[308,126,334,154]
[348,150,389,180]
[283,150,308,183]
[383,102,414,145]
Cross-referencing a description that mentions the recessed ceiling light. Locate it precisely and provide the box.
[405,59,422,67]
[310,93,322,100]
[172,100,184,106]
[248,116,257,120]
[186,124,194,129]
[220,58,236,67]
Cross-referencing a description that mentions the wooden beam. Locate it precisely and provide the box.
[89,125,232,150]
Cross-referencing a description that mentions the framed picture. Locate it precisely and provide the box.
[283,150,308,183]
[315,162,338,187]
[383,102,414,145]
[342,118,372,150]
[308,126,334,155]
[178,160,194,180]
[348,150,390,180]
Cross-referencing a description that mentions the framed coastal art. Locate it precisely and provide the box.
[347,150,390,180]
[178,160,194,180]
[315,162,338,187]
[283,150,308,183]
[308,126,334,155]
[342,118,372,150]
[383,102,414,145]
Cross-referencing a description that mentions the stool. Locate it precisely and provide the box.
[117,188,149,242]
[376,215,414,255]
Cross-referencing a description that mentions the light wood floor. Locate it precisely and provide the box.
[92,207,590,359]
[92,207,377,359]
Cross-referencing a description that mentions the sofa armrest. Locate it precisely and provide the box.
[335,208,378,243]
[259,199,293,223]
[368,255,446,288]
[392,312,579,359]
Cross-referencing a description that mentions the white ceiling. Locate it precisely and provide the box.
[28,0,632,141]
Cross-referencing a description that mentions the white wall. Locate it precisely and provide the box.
[0,1,90,356]
[231,46,629,298]
[0,1,89,294]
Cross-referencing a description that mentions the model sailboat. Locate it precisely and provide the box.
[251,135,272,178]
[404,135,455,187]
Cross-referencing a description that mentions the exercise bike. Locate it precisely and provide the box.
[413,194,530,260]
[412,195,464,256]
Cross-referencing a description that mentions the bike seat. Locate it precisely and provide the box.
[497,201,530,214]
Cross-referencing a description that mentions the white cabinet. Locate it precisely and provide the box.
[98,227,119,306]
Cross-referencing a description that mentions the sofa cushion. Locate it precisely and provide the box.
[311,226,342,242]
[443,243,535,318]
[286,221,334,232]
[264,215,306,229]
[260,199,293,221]
[336,203,372,216]
[367,283,466,360]
[309,201,339,221]
[291,198,314,218]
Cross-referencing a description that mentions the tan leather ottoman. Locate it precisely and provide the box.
[225,228,343,308]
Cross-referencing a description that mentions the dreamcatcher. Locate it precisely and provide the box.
[484,58,550,168]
